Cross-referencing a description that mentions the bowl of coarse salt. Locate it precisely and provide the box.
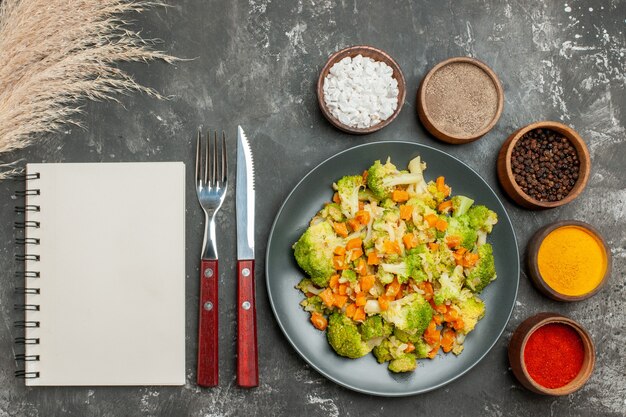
[317,45,406,134]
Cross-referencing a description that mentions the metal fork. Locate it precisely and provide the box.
[195,130,227,388]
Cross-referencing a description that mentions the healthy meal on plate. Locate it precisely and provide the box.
[292,156,498,373]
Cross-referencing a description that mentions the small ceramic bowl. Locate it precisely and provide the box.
[497,121,591,209]
[317,45,406,135]
[527,220,611,301]
[417,57,504,144]
[508,313,595,396]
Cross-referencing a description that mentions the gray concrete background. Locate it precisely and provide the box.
[1,0,624,416]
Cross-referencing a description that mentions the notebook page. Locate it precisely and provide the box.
[24,162,185,386]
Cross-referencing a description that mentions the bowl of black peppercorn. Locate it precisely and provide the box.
[497,121,591,210]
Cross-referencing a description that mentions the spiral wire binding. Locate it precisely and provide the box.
[13,172,41,379]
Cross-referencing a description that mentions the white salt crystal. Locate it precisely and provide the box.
[323,54,400,129]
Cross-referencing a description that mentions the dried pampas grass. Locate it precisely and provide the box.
[0,0,178,179]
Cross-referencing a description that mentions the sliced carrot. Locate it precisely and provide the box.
[402,233,417,250]
[333,256,346,270]
[427,242,440,252]
[404,342,416,353]
[436,176,446,193]
[456,247,467,255]
[435,218,448,232]
[329,274,340,290]
[433,314,443,325]
[444,308,459,323]
[346,238,363,250]
[332,192,341,204]
[385,278,401,297]
[362,170,368,182]
[333,246,346,256]
[310,312,328,331]
[452,317,465,331]
[429,299,448,313]
[391,189,409,202]
[424,320,441,346]
[418,281,434,299]
[395,284,405,300]
[355,210,370,225]
[462,252,479,268]
[383,240,401,255]
[446,235,461,249]
[347,218,363,232]
[338,284,348,295]
[360,275,376,293]
[424,213,438,227]
[355,293,367,307]
[367,251,380,265]
[378,295,390,311]
[345,303,357,319]
[333,222,348,237]
[427,340,441,359]
[399,204,413,220]
[350,247,364,261]
[352,307,366,322]
[355,258,368,276]
[438,200,453,213]
[358,201,365,211]
[333,294,348,309]
[319,288,335,308]
[441,328,455,353]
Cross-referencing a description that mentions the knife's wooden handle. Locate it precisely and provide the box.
[197,259,219,387]
[237,259,258,387]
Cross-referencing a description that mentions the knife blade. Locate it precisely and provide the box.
[236,126,258,388]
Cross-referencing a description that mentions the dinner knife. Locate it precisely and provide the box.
[236,126,258,387]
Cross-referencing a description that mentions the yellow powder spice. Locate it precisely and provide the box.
[537,226,607,296]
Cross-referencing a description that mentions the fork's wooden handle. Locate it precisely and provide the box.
[237,259,258,387]
[197,259,218,387]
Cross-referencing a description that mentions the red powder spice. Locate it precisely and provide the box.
[523,323,585,389]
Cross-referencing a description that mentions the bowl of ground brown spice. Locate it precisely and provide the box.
[497,121,591,209]
[417,57,504,144]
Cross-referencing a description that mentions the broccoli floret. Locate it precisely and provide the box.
[451,195,474,217]
[433,265,464,305]
[326,313,373,358]
[380,245,428,283]
[413,338,431,358]
[465,244,497,293]
[380,293,433,332]
[467,205,498,233]
[336,175,363,219]
[393,327,420,343]
[377,268,395,285]
[446,215,478,250]
[319,203,345,222]
[380,198,396,209]
[388,354,417,373]
[358,189,380,203]
[382,208,400,223]
[373,339,393,363]
[293,222,344,287]
[360,316,392,340]
[427,181,448,204]
[456,290,486,334]
[406,197,437,215]
[367,159,424,200]
[341,269,357,283]
[299,295,328,314]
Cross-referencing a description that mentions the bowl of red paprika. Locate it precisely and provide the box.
[508,313,595,396]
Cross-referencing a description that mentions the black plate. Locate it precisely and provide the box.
[266,141,519,396]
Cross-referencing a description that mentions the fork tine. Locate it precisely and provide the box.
[195,130,202,186]
[212,131,218,187]
[221,131,227,184]
[204,129,213,187]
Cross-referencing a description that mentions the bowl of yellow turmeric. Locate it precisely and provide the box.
[527,221,611,301]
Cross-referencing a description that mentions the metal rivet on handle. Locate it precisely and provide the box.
[242,301,251,310]
[242,268,250,277]
[204,268,214,278]
[204,301,213,311]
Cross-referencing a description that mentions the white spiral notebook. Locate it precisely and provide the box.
[18,162,186,386]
